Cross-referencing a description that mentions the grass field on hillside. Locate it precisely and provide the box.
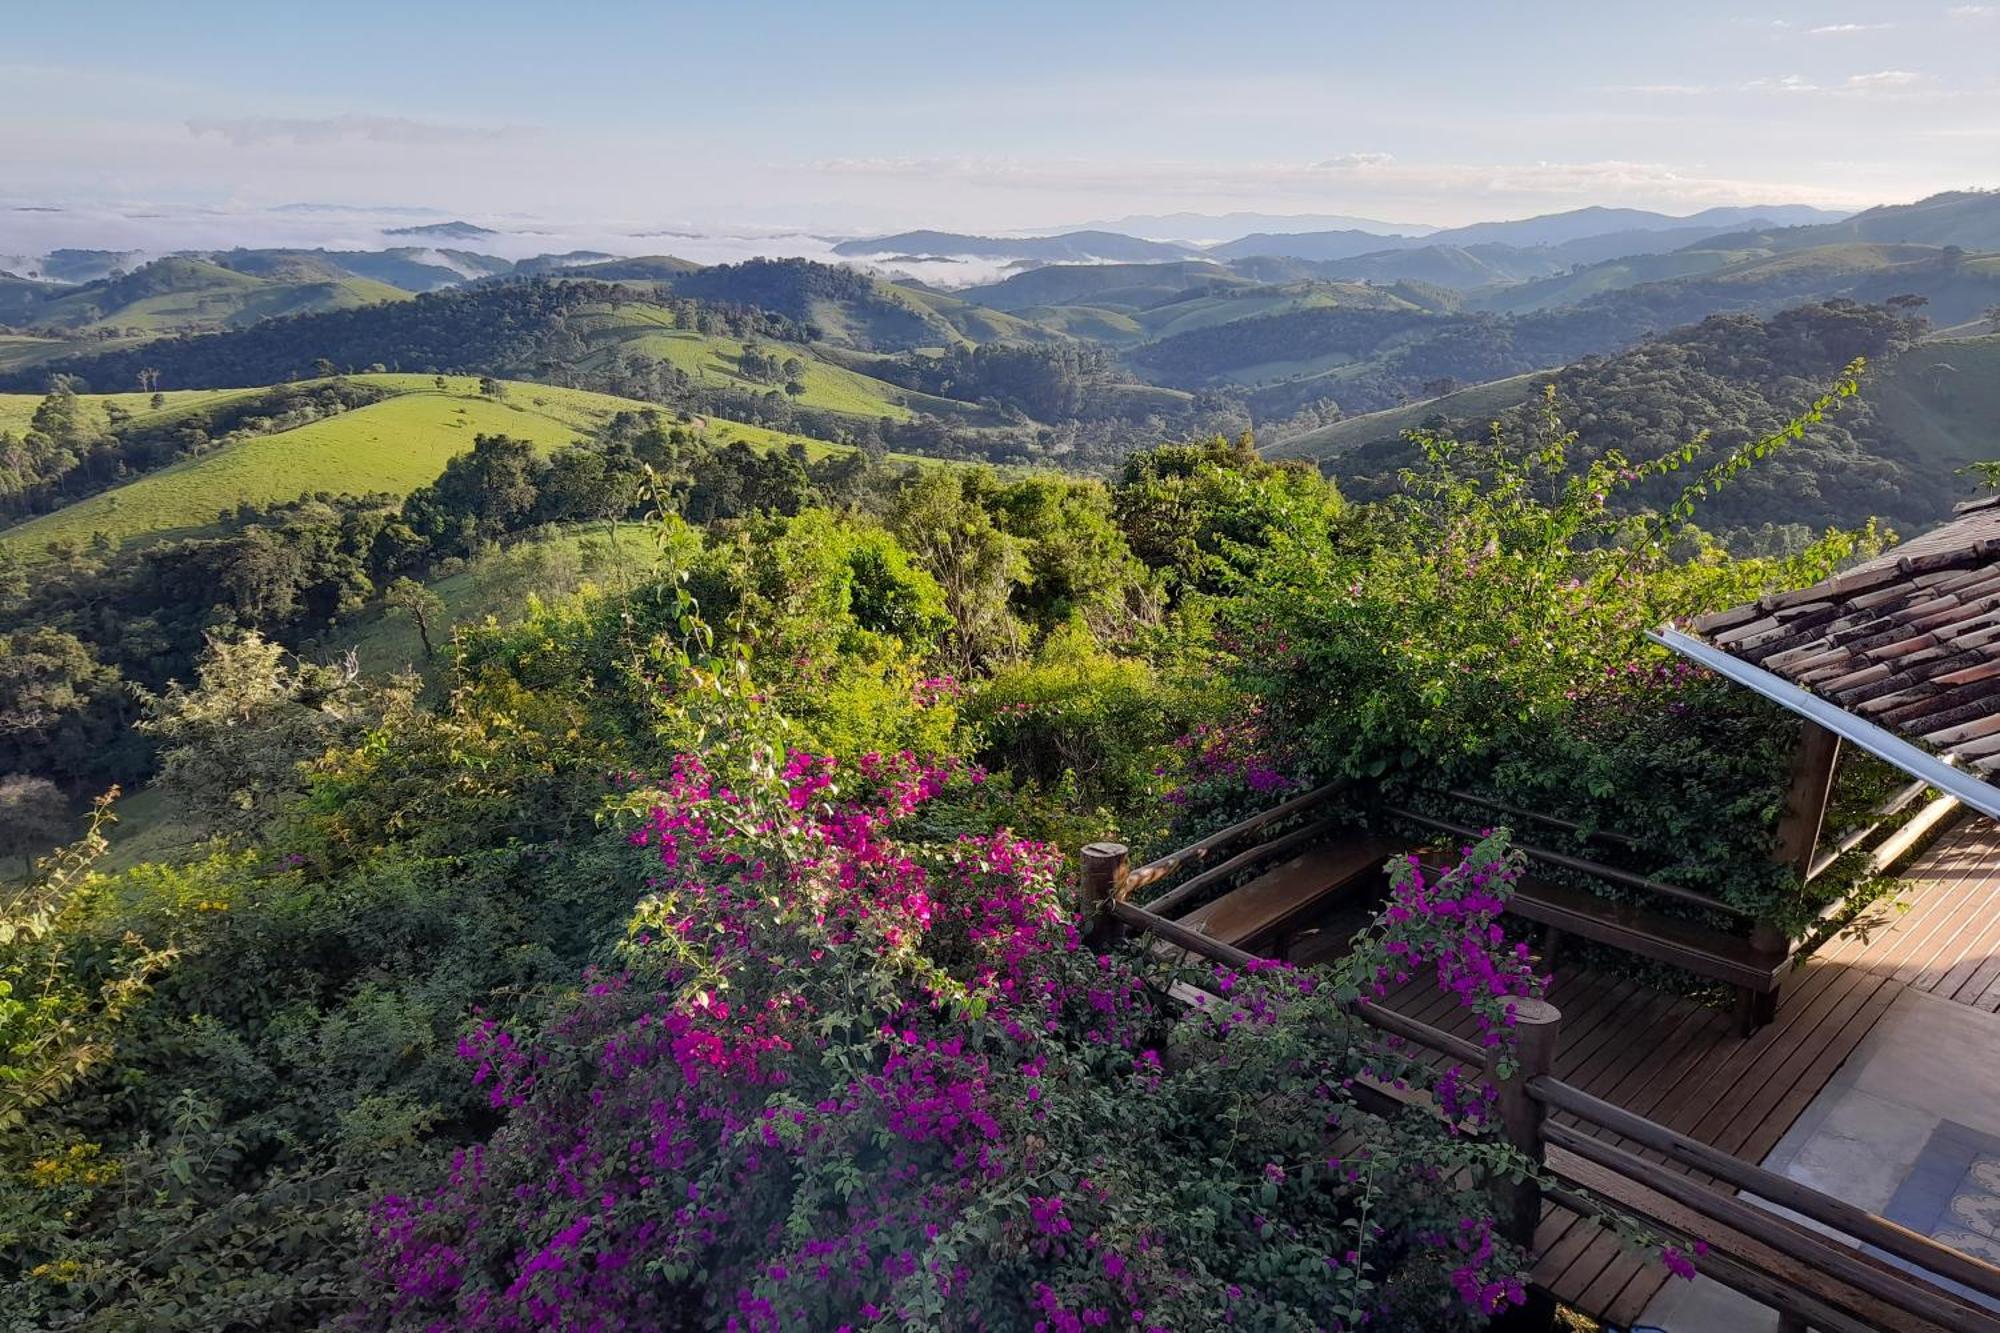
[1263,370,1553,461]
[1471,249,1764,315]
[0,333,163,372]
[324,525,661,678]
[630,328,921,419]
[0,389,594,558]
[563,304,947,420]
[1019,306,1147,342]
[28,259,412,334]
[1135,286,1417,340]
[0,375,923,562]
[0,386,267,436]
[1870,334,2000,476]
[567,304,1007,423]
[103,276,409,331]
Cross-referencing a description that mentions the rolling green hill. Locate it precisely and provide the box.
[1468,247,1770,315]
[1269,313,1999,541]
[1698,190,2000,255]
[652,258,969,351]
[0,385,268,437]
[0,376,856,562]
[1131,281,1420,340]
[1478,242,2000,326]
[562,302,1004,422]
[956,261,1252,312]
[1013,305,1147,342]
[887,284,1062,343]
[15,256,411,333]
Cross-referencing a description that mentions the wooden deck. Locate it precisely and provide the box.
[1312,814,2000,1326]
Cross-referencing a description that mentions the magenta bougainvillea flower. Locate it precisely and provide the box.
[361,750,1585,1331]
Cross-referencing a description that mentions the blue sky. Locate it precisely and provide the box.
[6,1,1998,233]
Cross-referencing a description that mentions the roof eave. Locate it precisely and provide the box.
[1649,625,2000,821]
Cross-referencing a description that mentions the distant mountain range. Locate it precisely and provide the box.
[830,230,1195,263]
[1067,210,1433,241]
[6,190,1995,432]
[1207,204,1850,261]
[825,204,1855,277]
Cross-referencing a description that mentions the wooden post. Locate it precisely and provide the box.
[1774,719,1842,880]
[1079,841,1129,949]
[1751,718,1839,1035]
[1490,998,1561,1332]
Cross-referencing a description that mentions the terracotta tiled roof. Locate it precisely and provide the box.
[1684,497,2000,774]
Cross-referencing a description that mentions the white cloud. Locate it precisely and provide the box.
[1745,69,1938,97]
[1810,22,1894,34]
[1947,5,1994,17]
[1843,69,1928,91]
[1313,151,1395,169]
[186,114,535,148]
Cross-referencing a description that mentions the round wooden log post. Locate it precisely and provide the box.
[1079,842,1130,948]
[1489,998,1561,1332]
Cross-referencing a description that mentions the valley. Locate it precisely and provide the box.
[6,193,1995,529]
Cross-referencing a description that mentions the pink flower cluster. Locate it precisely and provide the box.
[1371,841,1544,1057]
[1161,709,1296,809]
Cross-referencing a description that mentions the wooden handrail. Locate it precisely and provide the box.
[1438,788,1648,851]
[1140,814,1345,917]
[1359,995,1492,1068]
[1382,804,1758,921]
[1121,780,1345,895]
[1109,899,1491,1065]
[1545,1183,1885,1333]
[1111,899,1259,968]
[1531,1074,2000,1302]
[1546,1122,2000,1333]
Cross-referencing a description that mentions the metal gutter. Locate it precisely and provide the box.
[1648,626,2000,822]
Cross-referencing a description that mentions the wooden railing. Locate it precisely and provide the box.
[1083,798,2000,1333]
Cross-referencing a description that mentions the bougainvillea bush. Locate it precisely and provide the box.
[358,747,1546,1332]
[1226,384,1884,930]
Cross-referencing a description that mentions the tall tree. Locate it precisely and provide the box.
[384,578,446,661]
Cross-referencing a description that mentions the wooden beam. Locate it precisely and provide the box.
[1773,718,1843,880]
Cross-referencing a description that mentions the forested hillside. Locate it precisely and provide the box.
[1275,301,1979,543]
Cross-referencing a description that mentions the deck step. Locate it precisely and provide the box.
[1172,836,1401,950]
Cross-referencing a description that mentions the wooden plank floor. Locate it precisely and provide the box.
[1298,815,2000,1326]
